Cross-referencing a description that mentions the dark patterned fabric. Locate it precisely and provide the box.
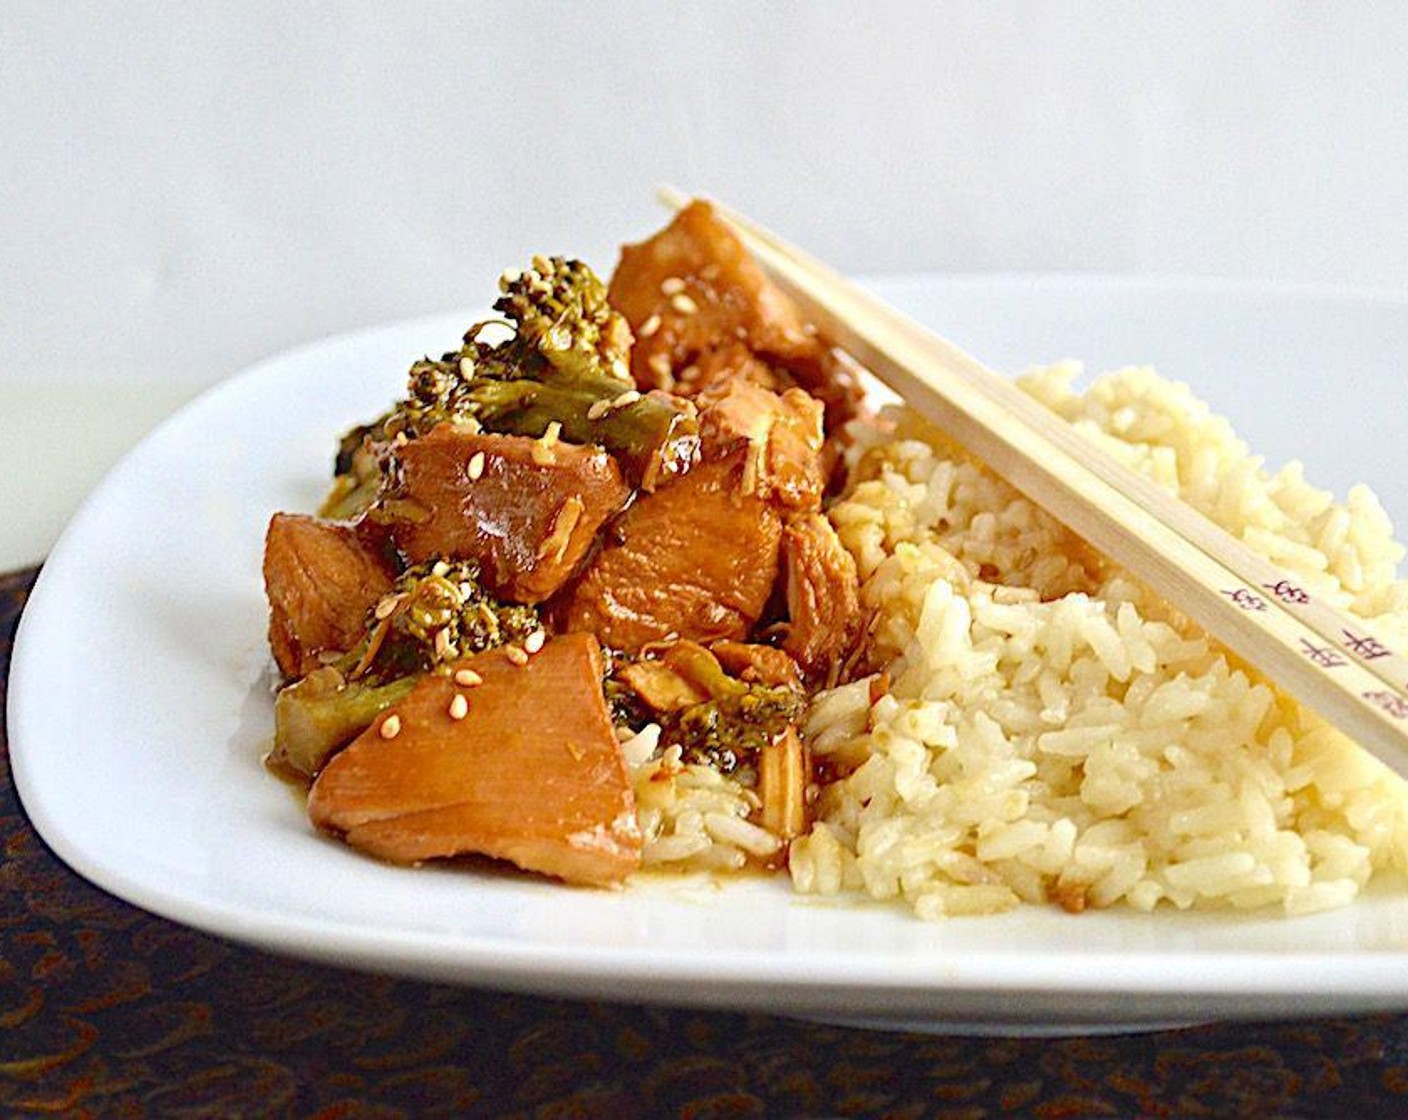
[5,564,1408,1118]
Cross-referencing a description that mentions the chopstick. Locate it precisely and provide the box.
[658,187,1408,779]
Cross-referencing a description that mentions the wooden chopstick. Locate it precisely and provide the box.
[658,187,1408,778]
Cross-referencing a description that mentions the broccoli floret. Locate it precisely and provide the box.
[493,255,634,383]
[378,256,698,489]
[340,558,540,684]
[272,668,417,777]
[322,255,699,513]
[608,641,805,778]
[603,647,654,728]
[320,428,388,521]
[392,256,630,440]
[662,684,805,777]
[271,559,538,777]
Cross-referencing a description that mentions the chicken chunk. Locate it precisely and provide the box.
[558,446,783,651]
[617,639,760,714]
[616,659,711,714]
[686,341,792,398]
[307,633,642,886]
[385,427,631,604]
[264,513,393,679]
[710,641,802,690]
[780,513,863,677]
[697,378,825,512]
[608,199,864,429]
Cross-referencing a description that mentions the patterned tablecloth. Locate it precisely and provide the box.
[6,565,1408,1118]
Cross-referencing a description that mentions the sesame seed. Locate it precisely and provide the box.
[648,352,672,378]
[670,293,698,316]
[374,594,402,621]
[504,645,529,666]
[660,276,686,295]
[543,421,562,447]
[379,714,401,739]
[524,629,546,654]
[459,356,475,377]
[448,693,469,720]
[432,560,450,577]
[391,431,409,448]
[468,451,486,480]
[611,389,641,411]
[586,398,612,421]
[638,314,661,339]
[434,629,453,658]
[453,668,483,687]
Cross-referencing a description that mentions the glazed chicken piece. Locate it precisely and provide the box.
[779,513,863,678]
[616,657,711,713]
[608,199,864,430]
[308,633,642,886]
[687,341,791,398]
[709,641,802,690]
[384,427,631,604]
[263,513,393,679]
[697,377,826,512]
[558,378,833,652]
[615,639,771,714]
[557,445,783,651]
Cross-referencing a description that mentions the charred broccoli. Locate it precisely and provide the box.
[609,641,805,778]
[320,426,388,520]
[662,683,804,776]
[272,668,417,777]
[270,558,539,778]
[396,255,633,432]
[491,255,634,383]
[357,256,698,491]
[341,558,541,684]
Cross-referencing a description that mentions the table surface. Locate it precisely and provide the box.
[6,567,1408,1118]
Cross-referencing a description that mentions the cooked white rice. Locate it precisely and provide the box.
[790,362,1408,918]
[628,730,783,873]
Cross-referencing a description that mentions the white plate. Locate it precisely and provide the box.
[11,275,1408,1032]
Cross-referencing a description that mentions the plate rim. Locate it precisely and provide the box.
[11,271,1408,1024]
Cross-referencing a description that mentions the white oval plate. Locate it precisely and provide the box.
[11,275,1408,1032]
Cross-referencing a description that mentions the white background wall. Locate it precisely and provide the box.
[3,2,1408,564]
[6,2,1408,392]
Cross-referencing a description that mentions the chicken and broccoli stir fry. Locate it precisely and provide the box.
[262,201,866,886]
